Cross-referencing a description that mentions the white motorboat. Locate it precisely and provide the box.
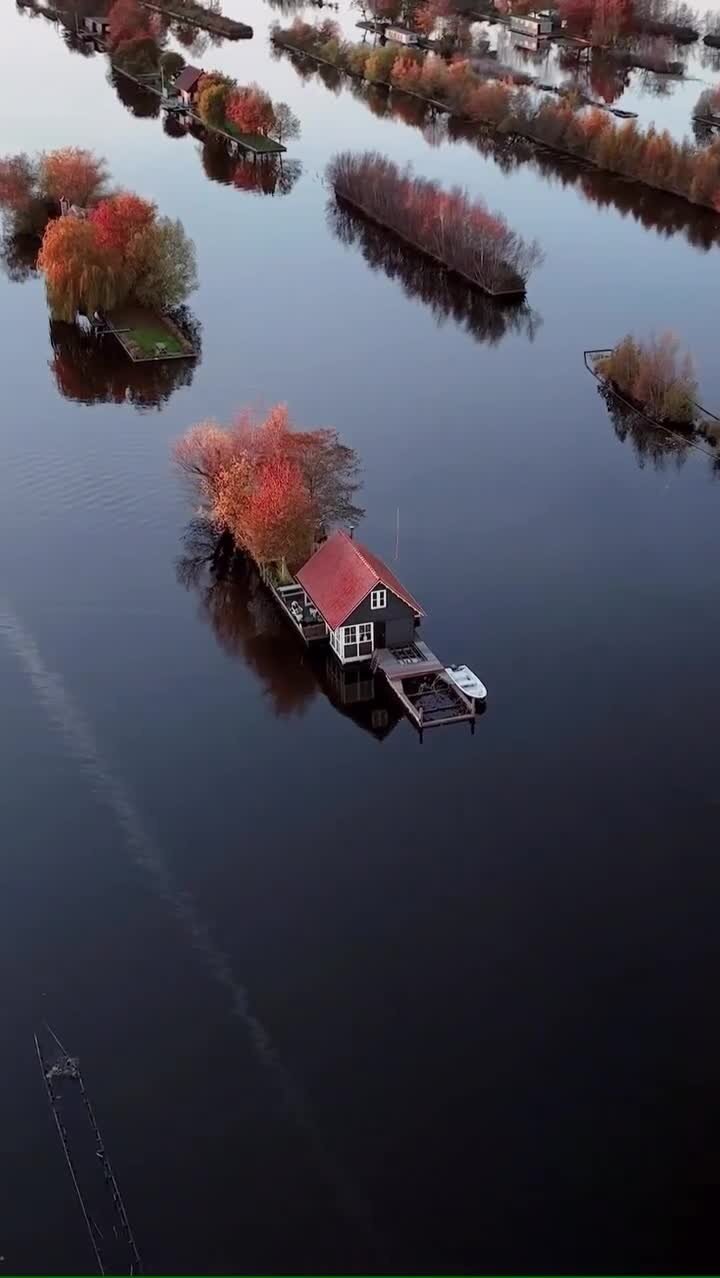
[445,664,487,707]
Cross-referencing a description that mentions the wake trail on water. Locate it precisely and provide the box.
[0,597,384,1263]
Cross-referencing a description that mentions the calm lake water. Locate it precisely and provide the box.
[2,1,720,1272]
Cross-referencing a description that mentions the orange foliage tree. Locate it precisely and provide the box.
[39,147,108,208]
[37,218,121,320]
[174,406,363,570]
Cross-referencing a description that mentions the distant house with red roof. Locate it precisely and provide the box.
[175,65,204,108]
[295,530,424,664]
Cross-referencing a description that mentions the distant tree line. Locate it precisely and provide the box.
[273,19,720,212]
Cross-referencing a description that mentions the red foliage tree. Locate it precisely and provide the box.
[108,0,151,48]
[40,147,108,208]
[89,192,157,254]
[415,0,452,34]
[226,85,277,136]
[174,406,363,568]
[240,456,313,566]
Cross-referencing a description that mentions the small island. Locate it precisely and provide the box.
[585,333,720,453]
[328,150,542,297]
[174,407,481,730]
[0,147,198,361]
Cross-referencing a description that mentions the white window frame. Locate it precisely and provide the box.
[331,622,374,663]
[371,588,387,610]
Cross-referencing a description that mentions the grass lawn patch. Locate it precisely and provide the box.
[107,304,196,362]
[127,325,184,355]
[221,121,286,153]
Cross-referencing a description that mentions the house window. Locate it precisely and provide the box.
[371,589,387,610]
[332,622,374,662]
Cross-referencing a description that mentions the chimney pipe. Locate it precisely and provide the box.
[349,524,355,540]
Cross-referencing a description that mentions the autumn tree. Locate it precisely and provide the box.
[195,71,233,125]
[39,148,108,209]
[595,332,698,423]
[89,191,157,254]
[174,406,363,570]
[226,84,277,135]
[107,0,150,48]
[415,0,452,34]
[37,178,197,319]
[37,217,121,320]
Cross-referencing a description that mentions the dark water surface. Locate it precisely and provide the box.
[2,1,720,1272]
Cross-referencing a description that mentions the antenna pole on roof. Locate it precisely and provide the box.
[348,524,355,540]
[395,506,400,561]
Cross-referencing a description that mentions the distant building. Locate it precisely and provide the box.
[385,24,421,44]
[296,530,424,664]
[175,65,205,108]
[82,15,110,36]
[509,11,553,35]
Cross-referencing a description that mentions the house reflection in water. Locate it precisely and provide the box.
[176,521,402,740]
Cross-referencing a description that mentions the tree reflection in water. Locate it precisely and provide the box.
[109,67,161,118]
[449,121,720,252]
[200,139,302,195]
[599,386,719,475]
[177,520,401,737]
[49,310,201,410]
[172,23,210,57]
[0,229,39,284]
[276,47,720,253]
[328,198,542,346]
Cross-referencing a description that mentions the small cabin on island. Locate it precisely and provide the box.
[296,530,424,663]
[263,529,481,731]
[175,65,204,107]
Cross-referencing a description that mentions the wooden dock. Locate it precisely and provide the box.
[372,643,476,732]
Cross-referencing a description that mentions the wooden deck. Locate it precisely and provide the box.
[260,572,327,643]
[373,644,476,731]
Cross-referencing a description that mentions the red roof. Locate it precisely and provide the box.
[175,65,204,93]
[296,530,425,632]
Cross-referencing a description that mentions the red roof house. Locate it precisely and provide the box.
[175,65,204,105]
[296,530,424,663]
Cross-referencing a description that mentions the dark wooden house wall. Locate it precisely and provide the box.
[345,589,417,648]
